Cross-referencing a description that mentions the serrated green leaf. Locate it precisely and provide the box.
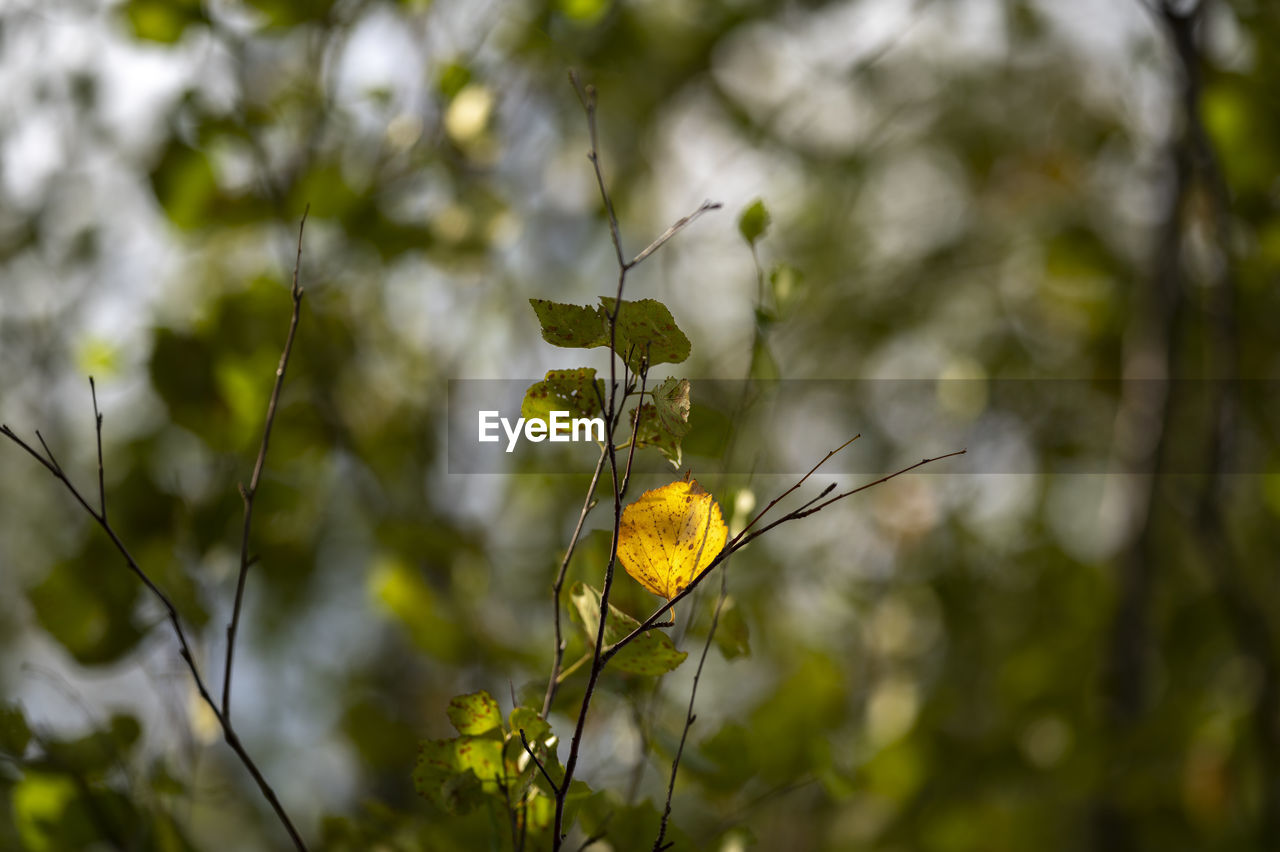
[530,298,691,373]
[521,369,605,434]
[529,299,609,349]
[414,735,505,814]
[738,199,771,245]
[569,582,687,676]
[509,707,551,746]
[599,298,691,370]
[446,691,502,737]
[649,377,691,438]
[626,403,683,467]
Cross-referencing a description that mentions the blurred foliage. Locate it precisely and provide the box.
[2,0,1279,850]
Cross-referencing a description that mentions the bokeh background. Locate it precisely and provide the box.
[2,0,1278,849]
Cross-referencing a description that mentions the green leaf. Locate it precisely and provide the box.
[414,736,504,814]
[600,298,691,370]
[33,715,142,779]
[0,703,31,758]
[714,596,751,660]
[738,198,771,245]
[122,0,205,43]
[13,772,82,852]
[509,707,552,747]
[530,298,692,373]
[529,299,608,349]
[437,62,472,100]
[558,0,609,24]
[27,554,145,666]
[649,377,691,438]
[520,790,556,838]
[521,369,605,431]
[626,403,684,468]
[569,583,687,676]
[446,691,502,737]
[149,141,218,231]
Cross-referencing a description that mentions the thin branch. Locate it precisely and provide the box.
[654,571,729,851]
[728,434,859,550]
[543,448,608,718]
[2,405,309,851]
[569,72,625,270]
[619,363,648,500]
[520,729,560,797]
[223,205,309,721]
[577,830,609,852]
[628,201,722,269]
[604,449,966,665]
[90,377,105,518]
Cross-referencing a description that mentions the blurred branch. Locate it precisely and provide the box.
[1,395,309,851]
[223,206,310,721]
[1101,0,1279,845]
[0,210,315,852]
[1094,3,1199,842]
[1167,0,1280,839]
[653,570,729,852]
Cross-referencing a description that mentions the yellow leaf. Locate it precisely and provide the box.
[618,478,728,607]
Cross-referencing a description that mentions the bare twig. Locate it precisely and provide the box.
[2,402,309,851]
[729,434,859,549]
[223,206,309,721]
[543,449,608,718]
[653,570,729,851]
[629,201,722,268]
[569,72,625,270]
[90,378,105,518]
[603,449,967,665]
[520,729,560,797]
[0,209,314,852]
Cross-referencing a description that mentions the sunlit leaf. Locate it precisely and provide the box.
[521,368,605,433]
[529,299,608,349]
[558,0,608,24]
[626,403,683,467]
[13,773,80,852]
[509,707,551,747]
[446,691,502,737]
[599,297,691,370]
[414,736,504,814]
[530,299,691,372]
[617,478,728,605]
[569,583,687,676]
[649,377,691,438]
